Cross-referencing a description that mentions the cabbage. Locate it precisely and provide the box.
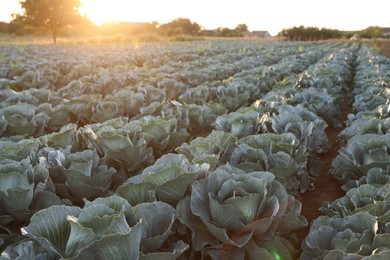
[177,165,307,258]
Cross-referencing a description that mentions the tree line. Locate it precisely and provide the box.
[0,0,387,43]
[278,25,384,41]
[0,16,250,43]
[0,0,252,43]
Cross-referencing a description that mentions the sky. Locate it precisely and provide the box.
[1,0,390,36]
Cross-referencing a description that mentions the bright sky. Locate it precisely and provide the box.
[1,0,390,36]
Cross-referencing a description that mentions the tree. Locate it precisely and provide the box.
[218,27,240,37]
[278,25,342,41]
[8,14,30,35]
[235,24,248,33]
[18,0,82,43]
[359,26,383,39]
[0,22,9,34]
[158,18,201,36]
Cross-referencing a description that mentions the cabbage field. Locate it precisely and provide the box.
[0,40,390,259]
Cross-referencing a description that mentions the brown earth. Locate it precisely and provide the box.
[295,42,389,245]
[375,40,390,58]
[295,76,354,249]
[295,119,347,241]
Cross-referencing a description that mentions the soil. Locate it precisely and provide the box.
[295,41,387,250]
[377,40,390,58]
[295,104,349,242]
[295,59,356,249]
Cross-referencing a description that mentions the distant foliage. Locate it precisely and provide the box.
[279,25,386,41]
[158,18,201,36]
[278,26,343,41]
[359,26,383,39]
[17,0,82,43]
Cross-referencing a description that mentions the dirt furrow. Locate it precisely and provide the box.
[295,50,358,247]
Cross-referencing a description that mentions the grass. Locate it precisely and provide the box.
[0,33,280,46]
[2,34,389,59]
[370,39,390,58]
[377,40,390,58]
[0,33,206,45]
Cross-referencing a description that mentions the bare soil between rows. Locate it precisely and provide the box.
[376,40,390,58]
[295,126,345,240]
[295,86,354,249]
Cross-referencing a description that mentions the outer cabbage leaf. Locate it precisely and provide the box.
[331,134,390,182]
[117,153,208,206]
[138,116,189,154]
[21,205,82,258]
[140,240,189,260]
[181,103,228,134]
[178,84,216,104]
[271,104,329,153]
[0,160,61,225]
[38,148,116,205]
[81,124,154,175]
[177,165,306,257]
[91,100,125,123]
[45,104,71,133]
[342,167,390,191]
[237,133,310,192]
[0,239,52,260]
[38,123,79,151]
[301,213,379,259]
[0,139,41,162]
[292,87,340,127]
[340,118,390,144]
[0,103,37,136]
[63,94,101,125]
[215,107,259,138]
[216,82,252,111]
[109,88,145,118]
[176,130,237,170]
[21,196,146,259]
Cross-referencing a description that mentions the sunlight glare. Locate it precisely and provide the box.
[272,249,282,260]
[2,0,387,36]
[81,0,139,25]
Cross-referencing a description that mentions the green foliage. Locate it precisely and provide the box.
[360,26,383,39]
[8,13,37,36]
[178,165,307,258]
[4,40,389,259]
[18,0,82,43]
[301,213,383,259]
[218,27,243,37]
[235,24,249,33]
[0,22,9,34]
[278,25,342,41]
[158,18,201,36]
[301,39,390,260]
[279,25,386,41]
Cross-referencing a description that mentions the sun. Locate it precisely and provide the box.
[80,0,164,25]
[80,0,118,25]
[80,0,134,25]
[80,0,178,26]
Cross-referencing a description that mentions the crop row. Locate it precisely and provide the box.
[301,44,390,259]
[0,41,374,259]
[0,41,341,138]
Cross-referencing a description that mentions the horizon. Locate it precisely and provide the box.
[1,0,390,36]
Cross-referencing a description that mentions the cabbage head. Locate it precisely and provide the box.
[177,165,307,259]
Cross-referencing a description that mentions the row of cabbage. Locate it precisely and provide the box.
[0,41,305,131]
[0,41,328,259]
[165,42,359,258]
[180,43,362,259]
[0,41,354,259]
[212,42,358,193]
[0,42,337,139]
[301,44,390,259]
